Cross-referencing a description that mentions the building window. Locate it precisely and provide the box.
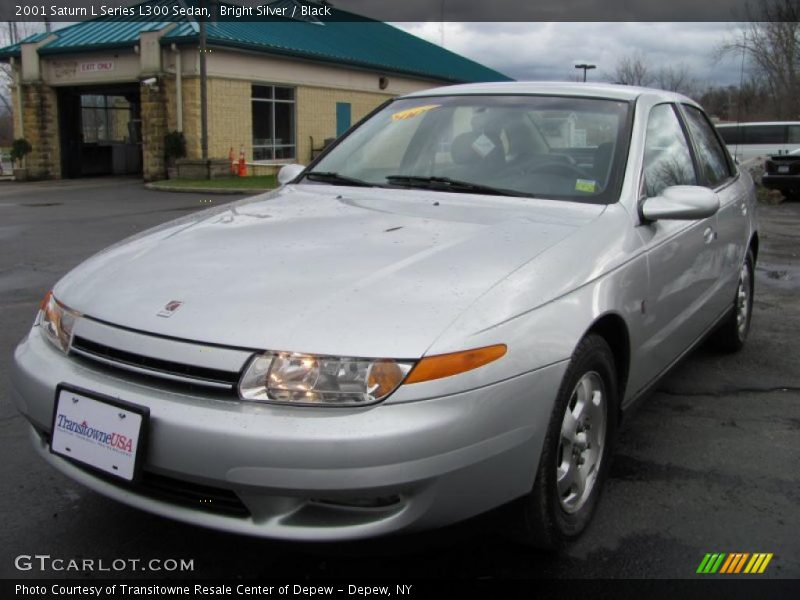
[81,94,136,143]
[252,85,295,161]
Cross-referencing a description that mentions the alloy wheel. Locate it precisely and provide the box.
[556,371,607,514]
[736,260,751,341]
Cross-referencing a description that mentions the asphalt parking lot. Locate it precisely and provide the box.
[1,178,798,579]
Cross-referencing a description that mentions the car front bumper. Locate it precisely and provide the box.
[10,327,566,540]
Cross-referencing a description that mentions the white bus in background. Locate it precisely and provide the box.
[715,122,800,163]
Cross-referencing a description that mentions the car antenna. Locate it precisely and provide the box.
[734,30,747,162]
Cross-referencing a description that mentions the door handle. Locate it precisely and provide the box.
[703,227,716,244]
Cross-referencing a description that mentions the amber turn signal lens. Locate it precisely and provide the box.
[367,360,406,399]
[40,290,53,311]
[405,344,507,384]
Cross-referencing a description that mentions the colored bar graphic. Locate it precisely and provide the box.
[745,554,761,573]
[697,554,713,573]
[719,554,736,573]
[701,552,773,574]
[758,554,773,573]
[734,553,750,573]
[710,553,726,573]
[698,553,727,573]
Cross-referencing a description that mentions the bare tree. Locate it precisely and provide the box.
[0,22,47,121]
[718,0,800,119]
[607,51,654,86]
[606,52,698,97]
[655,63,698,97]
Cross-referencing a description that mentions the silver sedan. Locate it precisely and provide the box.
[10,82,758,547]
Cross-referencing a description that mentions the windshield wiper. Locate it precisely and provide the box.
[304,171,375,187]
[385,175,532,198]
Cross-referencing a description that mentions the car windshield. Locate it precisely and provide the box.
[307,94,631,203]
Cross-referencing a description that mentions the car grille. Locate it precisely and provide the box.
[65,317,254,398]
[71,335,242,389]
[121,470,251,518]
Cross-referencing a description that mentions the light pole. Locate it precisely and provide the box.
[199,0,209,163]
[575,63,596,82]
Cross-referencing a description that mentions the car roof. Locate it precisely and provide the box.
[402,81,697,105]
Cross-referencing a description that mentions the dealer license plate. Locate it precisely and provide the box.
[50,385,148,481]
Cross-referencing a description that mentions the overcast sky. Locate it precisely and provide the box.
[393,22,747,89]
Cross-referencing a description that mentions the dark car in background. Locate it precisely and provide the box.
[763,149,800,199]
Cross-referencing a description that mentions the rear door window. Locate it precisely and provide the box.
[682,105,734,188]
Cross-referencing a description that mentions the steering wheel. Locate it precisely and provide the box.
[521,161,591,178]
[499,153,592,180]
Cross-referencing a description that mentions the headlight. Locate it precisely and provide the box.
[239,352,413,406]
[39,291,80,353]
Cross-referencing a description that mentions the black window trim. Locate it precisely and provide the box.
[638,102,702,201]
[677,103,736,190]
[251,83,297,163]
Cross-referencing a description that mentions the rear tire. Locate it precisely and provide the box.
[712,248,755,353]
[511,334,618,549]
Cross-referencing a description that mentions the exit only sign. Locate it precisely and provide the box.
[79,61,115,73]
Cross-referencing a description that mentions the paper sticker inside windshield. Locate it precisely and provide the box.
[391,104,440,121]
[472,134,496,157]
[575,179,597,193]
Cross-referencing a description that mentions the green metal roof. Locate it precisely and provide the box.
[40,21,172,52]
[0,1,510,84]
[0,30,51,56]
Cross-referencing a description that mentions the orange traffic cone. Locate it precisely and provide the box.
[237,147,247,177]
[229,147,236,174]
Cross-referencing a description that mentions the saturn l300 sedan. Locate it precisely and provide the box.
[11,82,758,547]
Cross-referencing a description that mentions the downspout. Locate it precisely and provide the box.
[171,43,182,132]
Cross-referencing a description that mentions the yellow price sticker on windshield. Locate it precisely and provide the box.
[391,104,441,121]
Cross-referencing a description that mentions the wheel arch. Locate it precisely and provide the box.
[583,313,630,411]
[749,231,759,263]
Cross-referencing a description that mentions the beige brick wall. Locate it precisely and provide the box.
[166,75,251,166]
[296,86,393,164]
[177,76,201,159]
[13,82,60,179]
[10,75,398,180]
[208,78,252,162]
[175,76,393,166]
[140,82,167,181]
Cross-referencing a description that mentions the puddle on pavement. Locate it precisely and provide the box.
[756,262,800,290]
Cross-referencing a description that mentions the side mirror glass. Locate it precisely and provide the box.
[277,164,305,186]
[641,185,720,221]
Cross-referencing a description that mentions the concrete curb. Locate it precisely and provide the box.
[144,182,274,194]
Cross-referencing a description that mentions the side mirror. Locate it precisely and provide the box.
[640,186,720,222]
[277,164,305,186]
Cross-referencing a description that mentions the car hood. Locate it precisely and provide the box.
[55,185,605,358]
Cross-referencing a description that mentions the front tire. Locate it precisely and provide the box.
[712,248,755,353]
[512,334,618,548]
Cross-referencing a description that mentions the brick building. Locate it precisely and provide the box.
[0,2,509,181]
